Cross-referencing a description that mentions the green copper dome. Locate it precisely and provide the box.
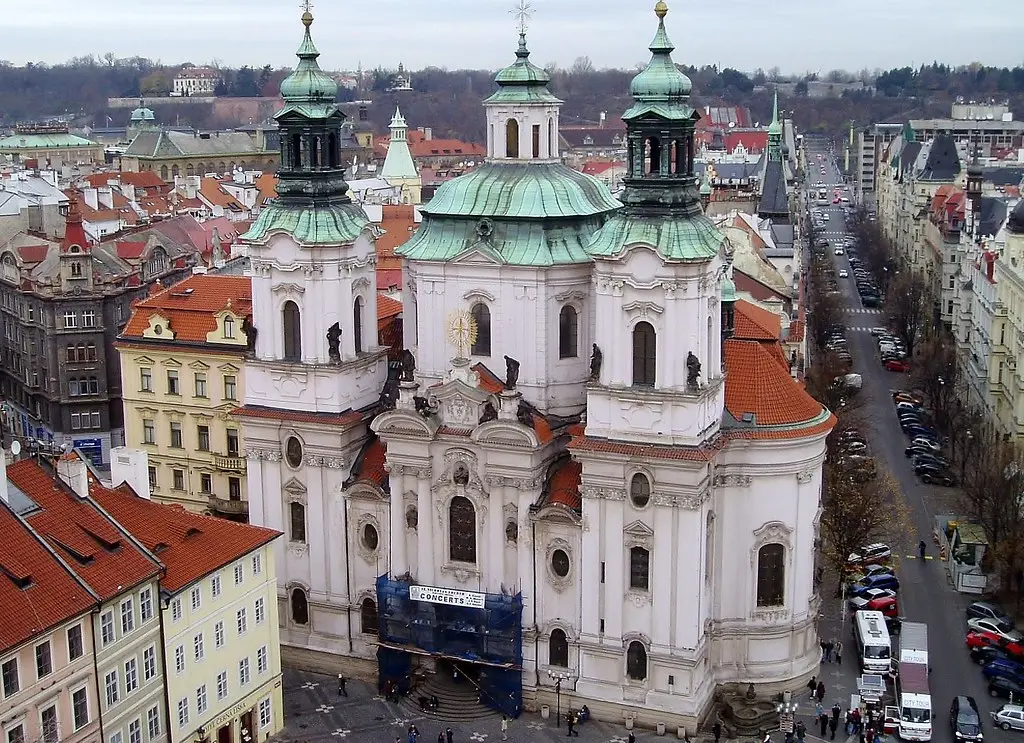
[279,12,339,104]
[130,106,155,123]
[626,2,692,115]
[484,33,562,105]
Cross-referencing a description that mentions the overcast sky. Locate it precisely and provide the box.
[6,0,1022,74]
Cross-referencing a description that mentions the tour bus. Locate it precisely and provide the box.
[854,609,892,673]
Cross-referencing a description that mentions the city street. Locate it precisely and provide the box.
[803,141,1014,743]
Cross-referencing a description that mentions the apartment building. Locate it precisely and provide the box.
[5,456,169,743]
[0,466,98,743]
[90,462,283,743]
[853,122,903,204]
[116,274,252,518]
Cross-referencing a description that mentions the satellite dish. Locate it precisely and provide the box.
[61,442,72,453]
[10,440,20,456]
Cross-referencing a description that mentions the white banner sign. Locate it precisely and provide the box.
[409,585,486,609]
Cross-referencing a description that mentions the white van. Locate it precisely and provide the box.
[854,609,892,672]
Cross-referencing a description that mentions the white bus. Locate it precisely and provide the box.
[854,610,892,673]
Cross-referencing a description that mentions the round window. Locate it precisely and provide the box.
[551,549,570,578]
[630,473,651,507]
[362,523,379,551]
[285,437,303,468]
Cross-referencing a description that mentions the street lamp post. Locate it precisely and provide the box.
[777,691,798,739]
[548,670,572,728]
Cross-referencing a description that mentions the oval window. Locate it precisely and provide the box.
[630,473,651,507]
[551,549,570,578]
[362,524,379,551]
[285,437,303,468]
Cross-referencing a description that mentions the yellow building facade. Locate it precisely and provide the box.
[117,274,252,519]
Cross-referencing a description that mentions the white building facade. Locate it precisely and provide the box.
[241,6,833,731]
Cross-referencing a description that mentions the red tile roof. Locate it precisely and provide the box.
[60,196,90,253]
[88,482,280,594]
[473,363,505,395]
[409,138,486,159]
[353,439,387,488]
[570,435,724,461]
[16,244,49,264]
[85,170,168,192]
[542,458,582,511]
[121,274,252,344]
[378,294,403,321]
[733,299,781,341]
[233,405,366,427]
[115,240,148,260]
[0,502,95,654]
[9,459,161,602]
[725,131,768,154]
[581,160,622,176]
[723,339,824,427]
[786,320,805,343]
[377,204,417,275]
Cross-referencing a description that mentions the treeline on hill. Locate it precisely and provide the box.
[1,55,1023,143]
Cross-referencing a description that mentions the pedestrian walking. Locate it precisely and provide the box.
[438,733,445,743]
[829,717,838,741]
[835,640,843,666]
[337,674,348,697]
[628,733,636,743]
[713,721,722,743]
[825,639,834,662]
[446,728,454,743]
[796,720,806,742]
[567,712,579,737]
[815,681,825,703]
[831,703,841,722]
[501,715,509,741]
[807,676,816,697]
[819,713,829,737]
[815,703,823,719]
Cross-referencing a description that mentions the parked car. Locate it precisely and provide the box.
[968,601,1015,628]
[967,631,1024,658]
[848,543,892,565]
[973,645,1015,666]
[848,587,897,611]
[863,595,899,617]
[951,695,984,742]
[894,391,925,405]
[916,466,957,486]
[850,573,900,594]
[990,675,1024,700]
[991,704,1024,732]
[911,453,950,469]
[983,658,1024,684]
[885,359,910,373]
[847,564,895,583]
[969,617,1024,642]
[909,438,942,452]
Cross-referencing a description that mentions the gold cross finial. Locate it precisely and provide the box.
[300,0,313,12]
[510,0,534,36]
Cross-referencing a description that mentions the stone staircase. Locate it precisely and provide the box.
[399,673,501,722]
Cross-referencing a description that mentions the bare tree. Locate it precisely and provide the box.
[910,331,960,431]
[570,56,594,76]
[886,270,930,357]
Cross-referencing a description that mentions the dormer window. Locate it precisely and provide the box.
[583,136,594,145]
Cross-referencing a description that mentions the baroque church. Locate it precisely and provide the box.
[238,2,834,728]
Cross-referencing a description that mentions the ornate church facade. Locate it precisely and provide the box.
[239,3,833,729]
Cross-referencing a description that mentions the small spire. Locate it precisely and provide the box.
[655,1,668,19]
[517,31,529,58]
[648,1,674,53]
[772,90,779,126]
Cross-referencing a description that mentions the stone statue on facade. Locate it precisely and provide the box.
[327,322,342,362]
[242,315,258,354]
[399,349,417,382]
[589,343,603,381]
[687,351,702,389]
[516,401,534,428]
[503,355,520,391]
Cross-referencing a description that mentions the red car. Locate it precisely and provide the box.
[865,596,899,617]
[966,630,1024,658]
[884,359,910,373]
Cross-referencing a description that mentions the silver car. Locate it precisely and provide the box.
[991,704,1024,731]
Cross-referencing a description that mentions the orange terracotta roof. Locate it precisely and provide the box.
[9,459,162,602]
[472,363,505,395]
[733,299,781,341]
[86,171,169,192]
[723,339,824,427]
[570,434,724,461]
[254,173,278,204]
[377,204,417,273]
[409,139,486,159]
[233,405,365,427]
[581,160,622,176]
[353,439,387,488]
[199,177,247,211]
[88,482,280,594]
[0,501,96,654]
[17,244,49,264]
[378,294,403,321]
[121,274,252,344]
[542,458,582,511]
[786,320,805,343]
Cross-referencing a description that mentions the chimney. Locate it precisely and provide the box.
[97,186,113,210]
[82,187,99,211]
[110,447,151,500]
[0,448,9,505]
[599,111,606,128]
[57,455,89,499]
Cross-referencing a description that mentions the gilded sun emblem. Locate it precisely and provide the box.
[446,309,478,359]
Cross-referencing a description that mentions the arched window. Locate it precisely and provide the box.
[353,296,364,355]
[283,300,301,361]
[327,133,339,167]
[223,316,235,338]
[160,165,169,181]
[228,161,236,173]
[632,322,656,387]
[647,137,661,174]
[470,303,491,356]
[756,543,786,607]
[505,118,520,158]
[629,546,650,591]
[360,598,378,635]
[217,161,226,175]
[548,118,555,158]
[629,473,651,507]
[626,641,647,681]
[171,165,179,178]
[558,305,578,359]
[70,262,82,277]
[532,123,541,158]
[549,629,569,667]
[290,587,309,625]
[449,495,477,563]
[310,136,321,168]
[186,163,195,177]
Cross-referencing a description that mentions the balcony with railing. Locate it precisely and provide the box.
[214,454,246,472]
[208,493,248,520]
